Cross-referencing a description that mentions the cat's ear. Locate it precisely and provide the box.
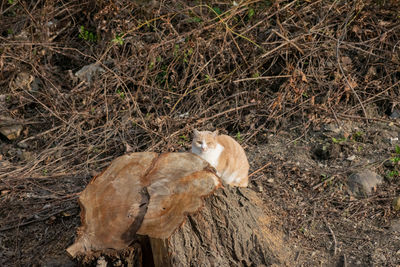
[193,129,200,136]
[212,129,218,137]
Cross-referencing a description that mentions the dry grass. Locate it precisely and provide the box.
[1,0,398,179]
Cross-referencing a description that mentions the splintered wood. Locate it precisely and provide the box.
[66,152,221,257]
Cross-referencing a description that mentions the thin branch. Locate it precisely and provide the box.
[324,217,338,256]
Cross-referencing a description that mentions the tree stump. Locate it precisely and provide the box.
[67,152,290,266]
[149,185,289,267]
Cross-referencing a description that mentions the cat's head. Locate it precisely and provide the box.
[192,129,218,153]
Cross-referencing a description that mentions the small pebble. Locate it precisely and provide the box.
[390,109,400,119]
[0,124,23,140]
[17,141,29,148]
[257,184,264,192]
[346,155,356,161]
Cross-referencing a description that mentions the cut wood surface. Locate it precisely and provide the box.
[67,152,220,258]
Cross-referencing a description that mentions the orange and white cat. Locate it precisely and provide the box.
[191,129,249,187]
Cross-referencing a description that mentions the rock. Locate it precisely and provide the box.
[393,197,400,211]
[390,109,400,119]
[322,124,341,134]
[346,155,356,161]
[0,124,22,140]
[0,116,23,140]
[9,72,35,91]
[75,62,105,84]
[17,141,29,149]
[347,170,383,197]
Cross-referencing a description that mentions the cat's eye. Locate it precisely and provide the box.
[196,141,202,145]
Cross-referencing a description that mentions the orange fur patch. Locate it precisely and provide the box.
[192,130,249,187]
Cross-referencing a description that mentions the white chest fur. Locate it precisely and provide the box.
[192,143,224,169]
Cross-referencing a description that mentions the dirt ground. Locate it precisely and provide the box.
[1,0,400,266]
[2,119,400,266]
[249,119,400,266]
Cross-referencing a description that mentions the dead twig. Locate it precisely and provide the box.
[324,217,338,256]
[335,6,368,121]
[313,175,337,190]
[271,29,304,55]
[233,75,291,83]
[338,114,400,127]
[248,162,271,178]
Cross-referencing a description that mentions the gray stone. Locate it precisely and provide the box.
[390,109,400,119]
[75,62,105,84]
[0,116,23,140]
[322,123,341,134]
[9,72,34,91]
[347,170,383,197]
[17,141,29,148]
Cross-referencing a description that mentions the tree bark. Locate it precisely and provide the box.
[148,185,289,267]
